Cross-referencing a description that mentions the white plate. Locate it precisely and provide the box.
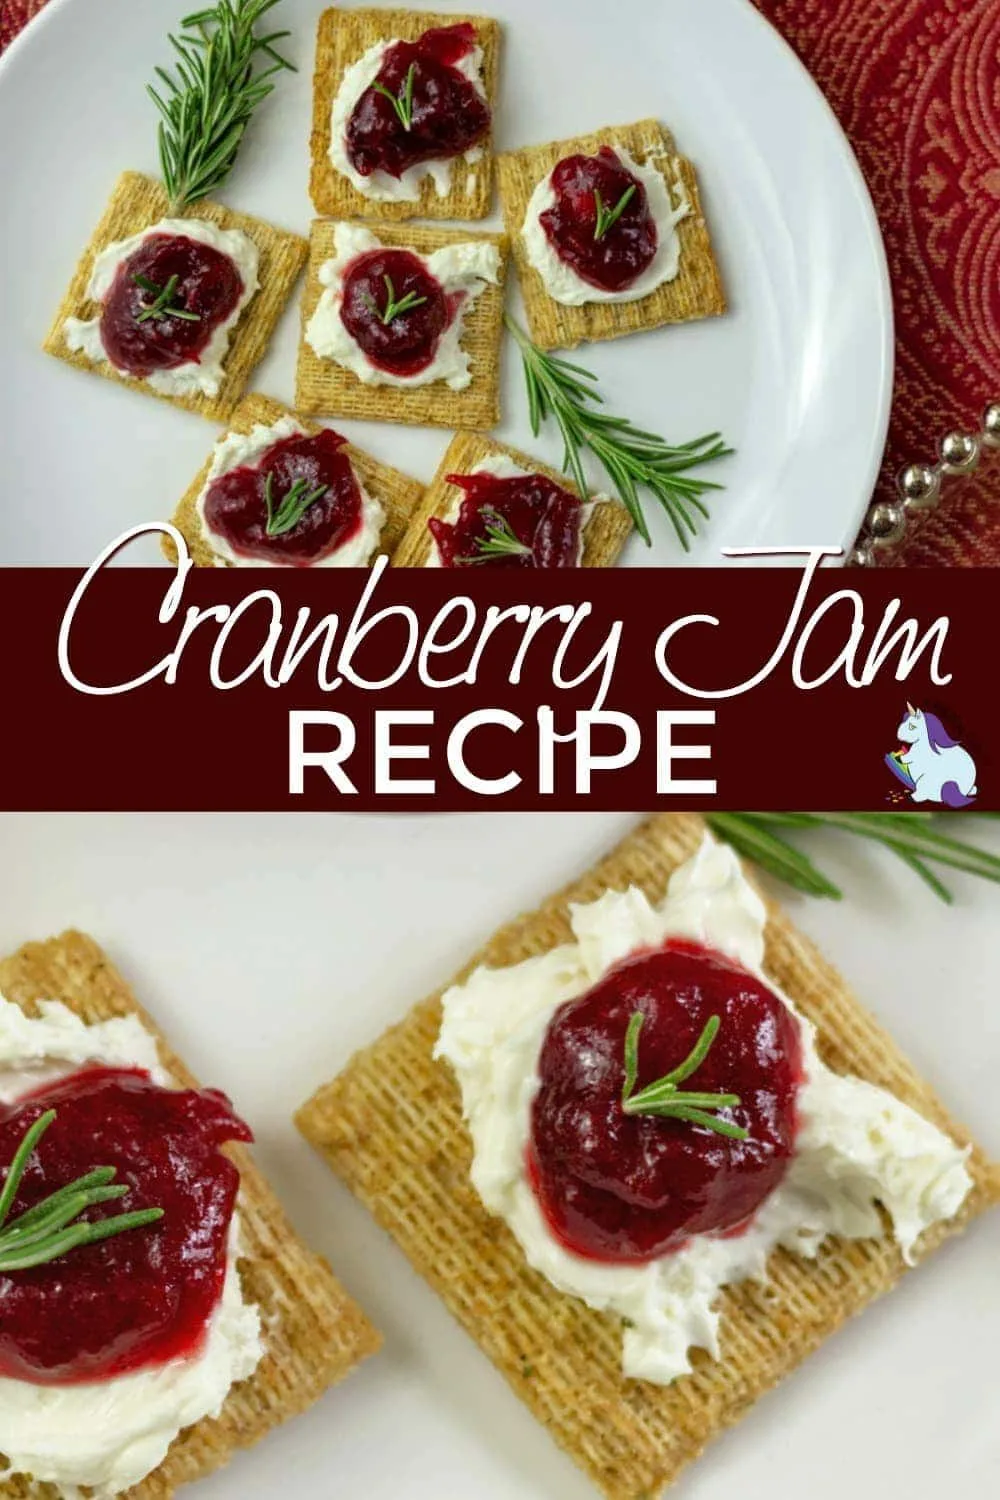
[0,0,892,565]
[0,811,996,1498]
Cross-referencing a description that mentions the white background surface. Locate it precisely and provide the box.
[0,810,996,1498]
[0,0,892,565]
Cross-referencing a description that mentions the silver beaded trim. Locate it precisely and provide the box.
[849,402,1000,566]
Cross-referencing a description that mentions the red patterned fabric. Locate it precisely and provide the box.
[2,0,997,563]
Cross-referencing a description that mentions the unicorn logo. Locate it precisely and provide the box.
[885,704,978,808]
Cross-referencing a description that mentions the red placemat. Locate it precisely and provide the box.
[2,0,997,564]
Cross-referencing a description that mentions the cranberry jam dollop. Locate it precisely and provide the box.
[429,470,583,568]
[540,147,658,293]
[527,941,804,1263]
[0,1066,252,1385]
[100,232,244,378]
[202,428,366,566]
[346,23,490,182]
[340,247,454,376]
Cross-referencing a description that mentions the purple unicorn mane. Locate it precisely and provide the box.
[921,711,961,752]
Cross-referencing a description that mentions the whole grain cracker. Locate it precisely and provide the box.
[165,392,425,567]
[296,221,508,429]
[0,931,380,1500]
[296,812,998,1500]
[310,9,500,221]
[43,172,308,422]
[390,431,633,567]
[498,120,726,351]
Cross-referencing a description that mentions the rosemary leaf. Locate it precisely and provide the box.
[148,0,296,212]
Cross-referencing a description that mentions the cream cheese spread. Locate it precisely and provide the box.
[0,996,263,1498]
[522,145,690,306]
[435,839,972,1385]
[305,224,499,390]
[329,39,486,202]
[195,413,385,568]
[64,218,259,397]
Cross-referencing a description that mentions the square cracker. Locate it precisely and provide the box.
[165,393,425,567]
[43,171,308,423]
[498,119,726,351]
[391,431,633,567]
[0,931,381,1500]
[310,8,500,221]
[296,812,999,1500]
[296,220,508,430]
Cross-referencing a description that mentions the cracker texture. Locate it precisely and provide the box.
[165,392,425,567]
[498,119,726,351]
[390,431,632,567]
[310,9,500,221]
[297,812,998,1500]
[296,221,507,429]
[43,172,308,422]
[0,931,380,1500]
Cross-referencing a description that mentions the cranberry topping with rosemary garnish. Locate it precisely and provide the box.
[429,470,584,568]
[99,232,244,378]
[202,428,367,566]
[540,146,658,293]
[527,940,804,1263]
[346,23,490,182]
[340,248,456,377]
[0,1066,252,1385]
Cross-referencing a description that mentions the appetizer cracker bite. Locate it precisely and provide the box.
[499,119,726,350]
[296,813,998,1500]
[0,930,379,1500]
[297,221,508,430]
[44,172,308,422]
[167,394,424,568]
[311,8,501,221]
[391,431,633,568]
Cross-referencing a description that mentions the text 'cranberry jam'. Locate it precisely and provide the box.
[202,428,367,565]
[100,232,244,378]
[540,147,658,293]
[527,941,803,1263]
[0,1066,252,1385]
[346,23,490,182]
[429,470,584,568]
[340,247,456,376]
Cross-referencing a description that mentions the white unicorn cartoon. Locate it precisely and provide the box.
[886,704,978,807]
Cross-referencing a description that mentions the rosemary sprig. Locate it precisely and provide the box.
[459,507,533,565]
[0,1111,164,1274]
[263,472,329,537]
[621,1014,748,1140]
[363,274,428,326]
[593,184,637,241]
[148,0,296,212]
[504,315,731,548]
[132,272,201,324]
[705,812,1000,905]
[373,62,417,132]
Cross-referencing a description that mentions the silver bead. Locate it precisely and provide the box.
[982,403,1000,448]
[897,462,941,512]
[939,430,980,474]
[866,500,906,544]
[848,543,874,567]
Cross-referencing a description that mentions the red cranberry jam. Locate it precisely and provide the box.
[340,247,456,377]
[346,23,490,182]
[100,232,244,378]
[202,428,368,566]
[540,147,658,293]
[527,941,803,1263]
[0,1066,252,1385]
[429,469,584,568]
